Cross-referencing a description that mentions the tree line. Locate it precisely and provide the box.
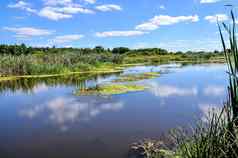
[0,44,223,56]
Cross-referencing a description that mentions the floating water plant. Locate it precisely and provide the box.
[75,84,146,96]
[113,72,160,83]
[129,139,179,158]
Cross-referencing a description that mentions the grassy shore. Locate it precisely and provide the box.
[0,55,224,82]
[0,44,224,81]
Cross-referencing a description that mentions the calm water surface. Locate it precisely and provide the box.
[0,63,228,158]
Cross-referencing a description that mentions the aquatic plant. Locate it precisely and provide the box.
[75,84,146,96]
[113,72,160,83]
[129,139,179,158]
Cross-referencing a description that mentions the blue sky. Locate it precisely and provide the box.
[0,0,236,51]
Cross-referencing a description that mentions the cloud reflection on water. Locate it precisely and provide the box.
[203,85,225,97]
[20,96,124,131]
[148,82,198,97]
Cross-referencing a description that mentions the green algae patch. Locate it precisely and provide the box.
[75,84,146,96]
[113,72,160,83]
[0,76,19,82]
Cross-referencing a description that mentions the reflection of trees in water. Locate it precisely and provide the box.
[0,72,121,93]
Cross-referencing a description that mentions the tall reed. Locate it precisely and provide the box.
[169,10,238,158]
[219,10,238,124]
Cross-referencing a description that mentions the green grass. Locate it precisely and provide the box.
[0,63,124,82]
[0,52,124,76]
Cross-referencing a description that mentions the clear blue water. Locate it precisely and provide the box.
[0,63,228,158]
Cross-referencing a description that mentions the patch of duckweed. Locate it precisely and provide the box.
[75,84,146,96]
[113,72,160,83]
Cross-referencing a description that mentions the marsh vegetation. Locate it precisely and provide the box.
[0,45,224,78]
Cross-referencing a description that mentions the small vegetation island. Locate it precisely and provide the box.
[0,44,224,80]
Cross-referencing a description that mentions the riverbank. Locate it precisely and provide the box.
[0,44,225,79]
[0,56,225,82]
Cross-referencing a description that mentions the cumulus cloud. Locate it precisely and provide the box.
[38,6,94,20]
[136,15,199,31]
[8,1,37,13]
[96,30,146,37]
[8,0,95,21]
[95,4,122,12]
[205,14,228,23]
[84,0,96,4]
[43,0,72,6]
[38,7,72,20]
[3,27,53,37]
[52,34,84,44]
[200,0,221,3]
[52,6,94,14]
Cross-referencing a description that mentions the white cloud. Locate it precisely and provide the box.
[8,1,37,13]
[38,7,72,20]
[38,6,94,20]
[200,0,221,3]
[96,30,146,37]
[3,27,53,37]
[136,15,199,31]
[205,14,228,23]
[52,6,94,14]
[84,0,96,4]
[8,0,95,21]
[43,0,72,6]
[203,85,225,96]
[159,5,166,10]
[53,34,84,44]
[135,23,159,31]
[95,4,122,12]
